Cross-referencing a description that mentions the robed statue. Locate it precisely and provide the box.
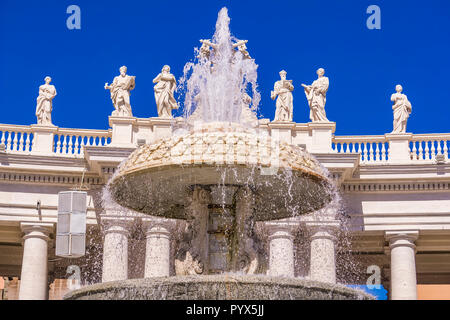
[271,70,294,122]
[36,76,57,125]
[302,68,329,122]
[153,65,179,118]
[391,84,412,133]
[104,66,135,117]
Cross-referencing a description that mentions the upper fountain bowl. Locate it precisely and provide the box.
[109,122,334,220]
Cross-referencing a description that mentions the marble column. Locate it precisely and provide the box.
[101,218,131,283]
[18,222,54,300]
[266,222,297,277]
[385,231,419,300]
[306,220,340,284]
[144,221,173,278]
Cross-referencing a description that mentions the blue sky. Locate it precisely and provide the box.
[1,0,449,135]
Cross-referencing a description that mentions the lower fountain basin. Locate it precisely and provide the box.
[64,275,373,300]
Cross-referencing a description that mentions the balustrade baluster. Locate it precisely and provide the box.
[430,140,436,160]
[68,135,74,154]
[11,132,18,151]
[55,135,61,154]
[25,133,31,152]
[418,141,423,160]
[6,131,12,151]
[18,132,24,151]
[74,136,80,154]
[424,141,430,160]
[437,140,442,156]
[62,135,68,154]
[411,141,417,160]
[375,143,380,162]
[80,136,86,155]
[0,131,4,147]
[361,143,367,163]
[444,140,449,160]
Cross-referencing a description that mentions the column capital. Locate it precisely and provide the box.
[142,217,177,236]
[100,215,134,235]
[385,230,419,251]
[304,220,341,234]
[385,230,419,242]
[264,221,300,239]
[20,222,54,241]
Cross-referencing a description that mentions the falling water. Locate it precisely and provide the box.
[67,7,373,300]
[179,7,261,125]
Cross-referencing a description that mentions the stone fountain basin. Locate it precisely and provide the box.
[109,164,332,220]
[109,125,334,220]
[64,275,374,300]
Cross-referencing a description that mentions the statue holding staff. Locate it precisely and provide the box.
[153,65,179,118]
[302,68,329,122]
[36,76,57,125]
[271,70,294,122]
[104,66,135,117]
[391,84,412,133]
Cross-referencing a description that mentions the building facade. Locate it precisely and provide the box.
[0,116,449,300]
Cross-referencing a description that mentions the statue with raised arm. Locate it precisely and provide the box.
[391,84,412,133]
[233,39,251,59]
[271,70,294,122]
[36,76,57,125]
[199,39,217,60]
[302,68,329,122]
[153,65,179,118]
[104,66,135,117]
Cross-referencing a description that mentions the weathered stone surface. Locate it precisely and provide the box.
[64,275,373,300]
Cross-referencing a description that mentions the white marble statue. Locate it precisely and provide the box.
[36,76,57,125]
[153,65,179,118]
[233,39,251,59]
[241,93,258,124]
[302,68,329,122]
[104,66,135,117]
[199,39,217,60]
[271,70,294,122]
[391,84,412,134]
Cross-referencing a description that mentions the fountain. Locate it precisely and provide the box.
[64,8,372,300]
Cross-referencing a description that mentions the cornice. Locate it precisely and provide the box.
[0,152,87,168]
[0,171,103,186]
[341,180,450,193]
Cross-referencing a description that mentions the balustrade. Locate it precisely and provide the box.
[332,135,388,164]
[0,124,111,156]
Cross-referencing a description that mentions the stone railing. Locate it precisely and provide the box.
[0,124,111,156]
[332,135,388,164]
[54,128,112,155]
[0,124,34,152]
[409,133,450,162]
[333,133,450,164]
[1,121,449,164]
